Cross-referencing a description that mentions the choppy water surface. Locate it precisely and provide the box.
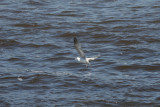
[0,0,160,106]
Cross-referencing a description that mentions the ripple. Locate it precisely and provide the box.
[134,85,160,92]
[12,23,41,28]
[23,43,60,48]
[114,64,160,71]
[0,39,20,47]
[59,32,76,37]
[114,39,141,45]
[7,58,20,61]
[24,0,44,6]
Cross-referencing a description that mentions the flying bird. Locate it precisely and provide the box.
[74,37,100,66]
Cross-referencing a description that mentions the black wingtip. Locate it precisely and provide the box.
[74,37,78,44]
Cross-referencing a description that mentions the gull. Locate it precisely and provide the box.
[74,37,100,66]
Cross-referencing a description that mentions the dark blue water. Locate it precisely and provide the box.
[0,0,160,106]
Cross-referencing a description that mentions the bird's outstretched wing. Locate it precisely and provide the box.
[74,37,85,59]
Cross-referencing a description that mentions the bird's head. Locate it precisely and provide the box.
[75,57,80,61]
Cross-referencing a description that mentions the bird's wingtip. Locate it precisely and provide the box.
[74,37,78,44]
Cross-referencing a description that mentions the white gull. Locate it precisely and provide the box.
[74,37,100,66]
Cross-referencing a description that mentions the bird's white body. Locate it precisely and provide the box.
[75,55,100,65]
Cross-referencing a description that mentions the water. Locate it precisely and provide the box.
[0,0,160,106]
